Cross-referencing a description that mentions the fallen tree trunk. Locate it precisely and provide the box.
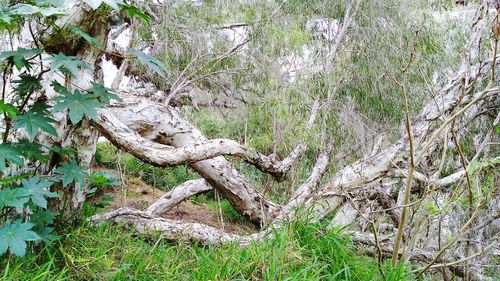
[146,179,212,216]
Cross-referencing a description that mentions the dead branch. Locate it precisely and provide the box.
[146,179,212,216]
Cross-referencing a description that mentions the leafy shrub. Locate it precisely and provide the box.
[0,0,152,257]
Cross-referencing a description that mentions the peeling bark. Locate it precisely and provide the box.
[101,95,288,224]
[146,179,212,216]
[90,207,265,245]
[21,2,497,278]
[94,108,306,180]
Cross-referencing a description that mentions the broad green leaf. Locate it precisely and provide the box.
[120,3,150,23]
[17,139,49,162]
[34,226,57,244]
[33,0,73,7]
[0,48,42,71]
[52,88,104,124]
[12,74,42,97]
[128,48,170,77]
[0,187,30,208]
[21,176,58,209]
[71,26,103,48]
[54,160,88,187]
[50,81,71,96]
[51,81,102,122]
[30,209,55,225]
[13,110,58,139]
[31,102,51,116]
[8,4,66,17]
[0,8,17,31]
[88,82,121,104]
[49,145,76,159]
[0,99,19,118]
[46,53,91,77]
[0,143,24,170]
[0,221,40,257]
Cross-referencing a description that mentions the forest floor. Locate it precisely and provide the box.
[0,164,413,280]
[93,171,257,235]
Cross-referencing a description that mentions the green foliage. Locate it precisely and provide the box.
[0,48,42,71]
[12,74,42,97]
[0,100,19,118]
[54,161,89,187]
[21,176,58,209]
[0,143,24,170]
[120,3,151,23]
[127,48,170,77]
[89,170,121,190]
[0,0,159,259]
[94,142,197,190]
[6,3,65,17]
[52,85,104,124]
[88,82,121,103]
[17,139,48,162]
[13,110,57,139]
[280,0,346,18]
[0,221,39,257]
[217,199,245,223]
[71,26,104,48]
[0,218,413,280]
[46,53,91,78]
[29,209,55,226]
[0,187,30,208]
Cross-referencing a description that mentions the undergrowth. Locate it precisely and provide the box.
[94,142,198,190]
[0,213,414,281]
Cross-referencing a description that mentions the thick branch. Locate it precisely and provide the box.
[146,179,212,216]
[275,142,334,221]
[95,108,303,176]
[99,102,278,224]
[90,207,266,245]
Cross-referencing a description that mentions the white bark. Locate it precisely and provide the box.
[103,96,280,224]
[275,142,334,221]
[146,179,212,216]
[311,56,500,219]
[90,207,265,245]
[94,108,308,179]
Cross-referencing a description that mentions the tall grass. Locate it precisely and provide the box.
[0,218,414,281]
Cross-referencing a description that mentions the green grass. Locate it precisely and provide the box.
[94,142,198,190]
[192,193,247,224]
[0,218,414,281]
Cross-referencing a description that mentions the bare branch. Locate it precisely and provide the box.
[95,108,310,181]
[146,179,212,216]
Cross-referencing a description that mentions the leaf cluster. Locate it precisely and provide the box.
[0,0,162,258]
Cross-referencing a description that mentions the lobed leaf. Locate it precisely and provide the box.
[0,48,42,71]
[54,160,88,187]
[0,187,30,208]
[13,110,58,139]
[52,84,104,124]
[46,53,91,78]
[0,99,20,118]
[0,221,40,257]
[21,176,58,209]
[0,143,24,170]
